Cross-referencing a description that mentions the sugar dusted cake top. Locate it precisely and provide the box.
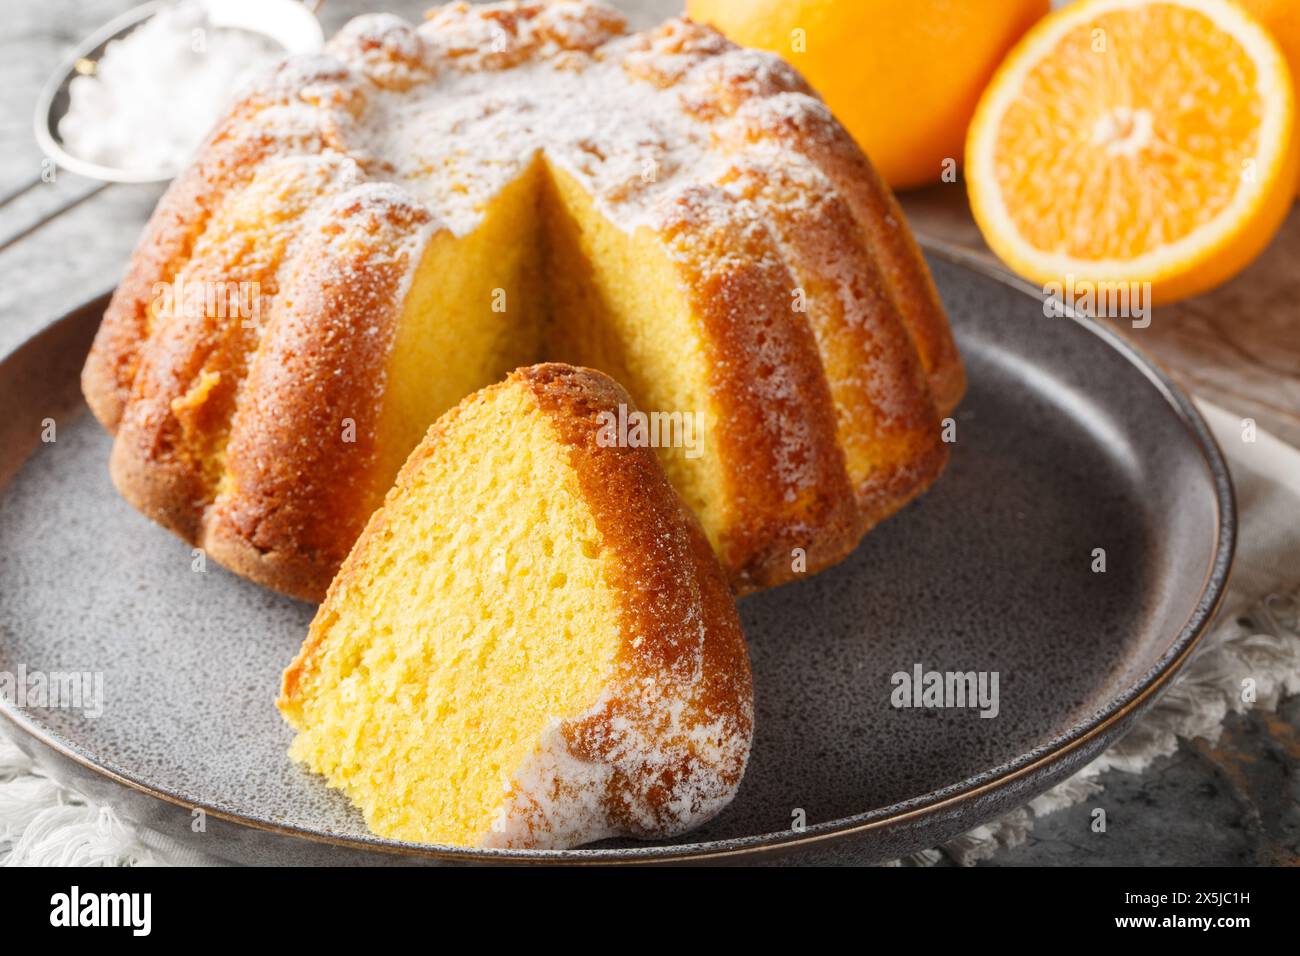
[255,0,816,237]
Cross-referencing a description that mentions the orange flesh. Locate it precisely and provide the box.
[993,3,1264,260]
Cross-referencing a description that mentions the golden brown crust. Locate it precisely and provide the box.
[107,167,429,601]
[721,93,967,415]
[204,185,432,601]
[514,364,751,838]
[280,364,752,845]
[279,362,465,701]
[653,184,861,594]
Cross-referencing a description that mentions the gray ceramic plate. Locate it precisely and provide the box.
[0,248,1234,865]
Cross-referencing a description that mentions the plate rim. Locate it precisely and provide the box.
[0,247,1237,864]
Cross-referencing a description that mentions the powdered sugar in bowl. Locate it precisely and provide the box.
[35,0,323,183]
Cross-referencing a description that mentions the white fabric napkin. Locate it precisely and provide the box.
[3,401,1298,866]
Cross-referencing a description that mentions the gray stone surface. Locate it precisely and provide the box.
[988,697,1300,867]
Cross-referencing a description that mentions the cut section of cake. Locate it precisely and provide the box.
[277,364,753,849]
[83,1,965,600]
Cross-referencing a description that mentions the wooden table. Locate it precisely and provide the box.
[901,185,1300,447]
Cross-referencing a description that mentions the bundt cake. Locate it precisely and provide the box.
[82,0,965,601]
[278,364,753,849]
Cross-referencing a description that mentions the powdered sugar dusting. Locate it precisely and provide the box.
[348,33,720,234]
[483,655,752,849]
[228,0,827,239]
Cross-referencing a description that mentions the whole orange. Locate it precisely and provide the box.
[686,0,1048,190]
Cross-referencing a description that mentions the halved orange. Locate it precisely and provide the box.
[966,0,1298,305]
[1238,0,1300,194]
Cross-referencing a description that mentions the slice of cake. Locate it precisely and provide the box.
[277,364,753,849]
